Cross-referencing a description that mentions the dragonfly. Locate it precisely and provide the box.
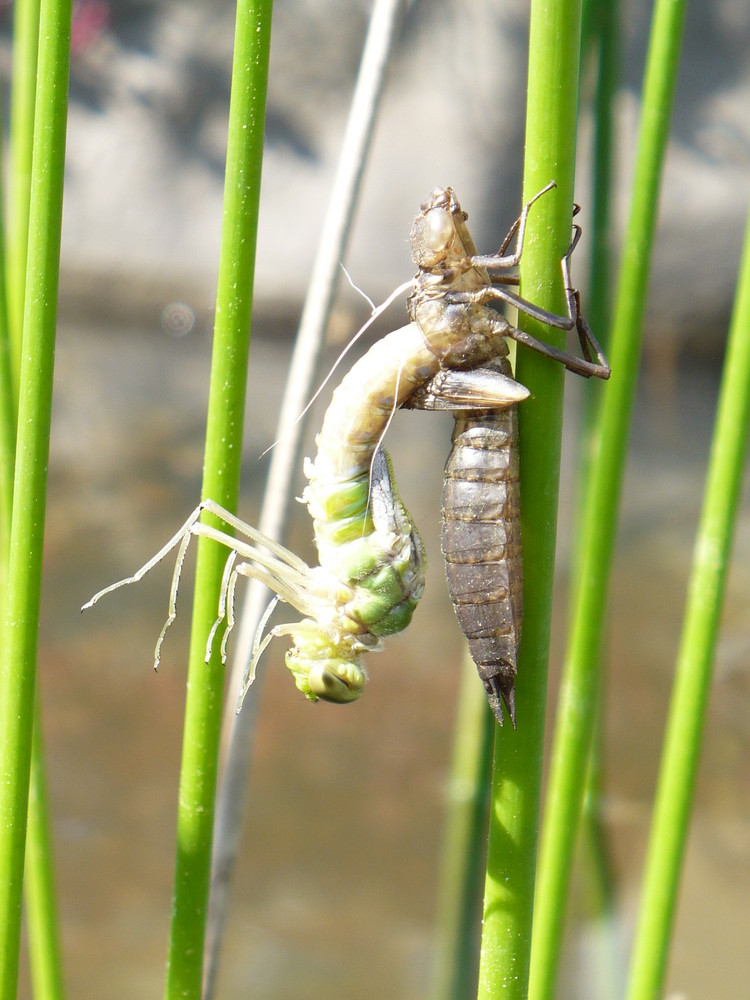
[82,184,609,719]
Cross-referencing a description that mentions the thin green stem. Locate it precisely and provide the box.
[476,2,583,996]
[432,652,493,1000]
[24,710,66,999]
[7,0,41,376]
[626,207,750,999]
[528,0,688,996]
[162,2,272,997]
[572,0,621,966]
[205,5,407,992]
[0,170,14,582]
[587,0,618,344]
[577,719,619,1000]
[0,0,72,993]
[0,16,65,997]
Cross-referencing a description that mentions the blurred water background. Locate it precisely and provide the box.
[7,0,750,996]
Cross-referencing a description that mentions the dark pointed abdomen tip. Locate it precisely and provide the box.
[485,676,517,729]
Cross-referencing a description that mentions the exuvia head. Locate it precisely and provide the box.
[410,187,471,271]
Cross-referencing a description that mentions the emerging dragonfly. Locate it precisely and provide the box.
[82,184,609,720]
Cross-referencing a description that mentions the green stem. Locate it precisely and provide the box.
[24,709,66,999]
[0,0,72,993]
[205,6,406,990]
[7,0,41,376]
[476,2,583,996]
[528,0,688,996]
[0,11,63,1000]
[163,2,272,996]
[0,12,65,998]
[573,0,621,968]
[587,0,618,343]
[4,9,67,997]
[432,652,493,1000]
[625,208,750,998]
[0,175,14,580]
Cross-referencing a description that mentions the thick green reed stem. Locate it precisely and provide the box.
[626,208,750,999]
[476,1,583,996]
[529,0,688,996]
[163,2,272,997]
[0,0,72,992]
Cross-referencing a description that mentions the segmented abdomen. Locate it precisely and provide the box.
[441,396,522,726]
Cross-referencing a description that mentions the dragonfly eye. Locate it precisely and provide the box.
[307,661,365,703]
[423,208,453,252]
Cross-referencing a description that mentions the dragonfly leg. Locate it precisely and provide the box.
[447,197,611,380]
[440,183,557,284]
[83,498,322,671]
[153,526,197,670]
[81,501,213,612]
[445,285,610,380]
[211,556,292,667]
[471,181,558,268]
[82,498,310,616]
[204,549,238,662]
[506,323,610,379]
[237,624,277,712]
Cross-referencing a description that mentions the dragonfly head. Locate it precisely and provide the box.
[286,647,367,705]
